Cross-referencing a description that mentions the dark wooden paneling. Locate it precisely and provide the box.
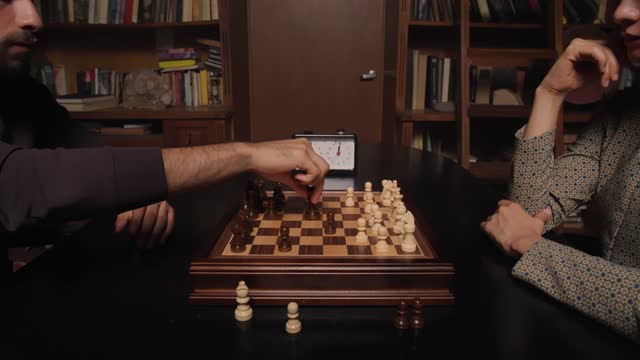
[247,0,386,143]
[163,119,227,147]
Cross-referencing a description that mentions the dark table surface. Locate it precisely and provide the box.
[2,144,639,359]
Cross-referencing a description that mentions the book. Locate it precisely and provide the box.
[158,59,197,69]
[56,95,117,104]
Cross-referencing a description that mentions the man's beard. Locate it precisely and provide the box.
[0,30,37,79]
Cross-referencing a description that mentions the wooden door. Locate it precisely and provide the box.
[248,0,386,143]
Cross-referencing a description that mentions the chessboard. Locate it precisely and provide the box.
[190,188,454,306]
[219,192,433,258]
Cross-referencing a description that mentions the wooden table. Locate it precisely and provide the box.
[2,144,638,359]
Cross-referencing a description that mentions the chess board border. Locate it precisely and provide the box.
[190,191,454,306]
[209,191,437,261]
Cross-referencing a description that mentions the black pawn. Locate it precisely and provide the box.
[394,300,410,330]
[231,224,246,253]
[410,297,424,329]
[325,211,336,234]
[255,179,267,212]
[274,184,286,212]
[278,227,292,252]
[245,191,258,219]
[265,197,277,216]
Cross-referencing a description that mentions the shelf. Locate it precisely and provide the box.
[564,112,592,123]
[44,21,219,30]
[469,161,511,183]
[409,21,455,28]
[399,110,455,122]
[468,105,531,119]
[69,105,232,121]
[470,22,545,29]
[468,48,556,66]
[100,134,164,148]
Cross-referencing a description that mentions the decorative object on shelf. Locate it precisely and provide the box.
[123,70,173,110]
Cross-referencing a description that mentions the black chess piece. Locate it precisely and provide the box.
[278,226,292,252]
[394,300,410,330]
[245,190,258,219]
[265,197,277,216]
[255,179,267,213]
[231,224,246,253]
[325,211,337,234]
[304,185,322,220]
[273,183,286,212]
[410,297,424,329]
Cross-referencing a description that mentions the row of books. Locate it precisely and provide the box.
[563,0,612,24]
[469,0,544,23]
[411,0,457,23]
[40,64,126,100]
[35,0,219,25]
[406,51,458,112]
[160,69,223,107]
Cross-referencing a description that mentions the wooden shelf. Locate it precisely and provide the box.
[409,21,455,27]
[470,22,545,29]
[564,111,592,123]
[44,21,219,30]
[469,161,512,183]
[399,110,455,122]
[69,105,232,121]
[100,134,164,148]
[468,105,531,119]
[468,48,556,66]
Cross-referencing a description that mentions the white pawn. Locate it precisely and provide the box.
[373,210,383,227]
[375,227,389,252]
[371,204,380,214]
[364,181,373,193]
[346,186,355,205]
[356,218,368,244]
[382,195,393,207]
[401,223,417,253]
[345,196,355,207]
[285,302,302,334]
[364,192,374,204]
[393,207,407,234]
[364,203,373,214]
[234,281,253,321]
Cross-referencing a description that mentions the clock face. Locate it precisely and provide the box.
[309,138,356,171]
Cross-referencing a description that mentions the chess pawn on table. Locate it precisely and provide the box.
[375,226,389,253]
[373,210,383,229]
[401,223,417,253]
[355,218,368,244]
[393,207,407,234]
[411,297,424,329]
[234,281,253,321]
[231,224,247,253]
[285,302,302,334]
[364,181,373,194]
[382,192,393,207]
[345,186,356,207]
[325,212,337,235]
[394,300,410,330]
[278,226,292,252]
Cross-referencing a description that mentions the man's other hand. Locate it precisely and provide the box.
[115,201,175,249]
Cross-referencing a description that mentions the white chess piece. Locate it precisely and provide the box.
[382,195,393,207]
[401,223,417,253]
[364,181,373,193]
[364,192,374,204]
[234,281,253,321]
[345,196,355,207]
[356,218,368,244]
[371,204,380,214]
[368,215,376,227]
[393,207,407,234]
[285,302,302,334]
[364,203,373,214]
[375,227,389,252]
[373,210,383,226]
[402,211,415,227]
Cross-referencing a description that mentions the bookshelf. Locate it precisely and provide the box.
[36,0,238,147]
[394,0,620,180]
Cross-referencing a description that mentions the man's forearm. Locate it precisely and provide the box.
[161,142,253,194]
[524,87,565,139]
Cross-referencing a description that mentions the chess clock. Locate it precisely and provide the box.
[293,130,358,175]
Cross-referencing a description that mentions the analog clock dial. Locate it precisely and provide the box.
[309,139,355,171]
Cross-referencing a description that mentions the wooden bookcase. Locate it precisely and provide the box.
[394,0,619,183]
[37,0,238,147]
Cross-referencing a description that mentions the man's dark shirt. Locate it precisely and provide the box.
[0,76,168,233]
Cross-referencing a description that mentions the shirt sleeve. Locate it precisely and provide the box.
[0,142,168,232]
[510,111,608,231]
[513,239,640,343]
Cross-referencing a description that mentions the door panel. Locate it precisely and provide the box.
[248,0,385,143]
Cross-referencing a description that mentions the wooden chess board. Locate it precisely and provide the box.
[190,191,454,306]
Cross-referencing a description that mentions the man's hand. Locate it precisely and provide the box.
[480,200,551,257]
[247,138,330,204]
[115,201,175,249]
